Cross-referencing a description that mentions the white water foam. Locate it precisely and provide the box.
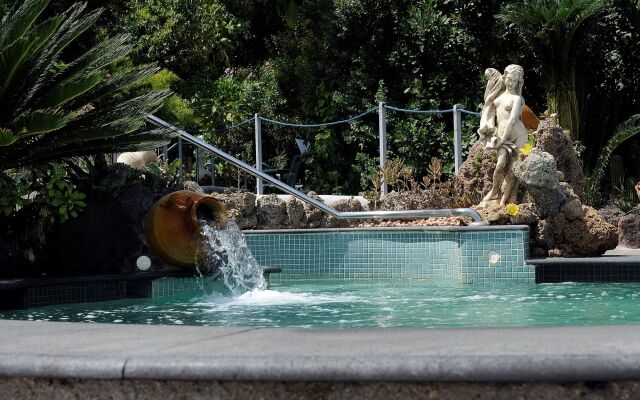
[196,289,362,310]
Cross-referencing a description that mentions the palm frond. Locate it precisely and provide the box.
[20,4,101,108]
[12,128,174,166]
[38,72,103,108]
[25,16,63,57]
[497,0,606,44]
[0,0,49,49]
[585,114,640,204]
[63,34,133,79]
[0,127,19,146]
[67,64,161,108]
[0,37,36,100]
[84,90,170,127]
[12,109,73,137]
[0,2,174,171]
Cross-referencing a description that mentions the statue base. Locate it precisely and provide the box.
[478,199,501,208]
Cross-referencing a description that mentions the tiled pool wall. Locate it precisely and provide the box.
[4,226,532,309]
[18,277,205,308]
[535,263,640,283]
[245,226,533,285]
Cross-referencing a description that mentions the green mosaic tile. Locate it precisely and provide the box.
[245,228,533,285]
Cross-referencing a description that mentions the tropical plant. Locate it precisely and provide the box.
[37,165,86,223]
[0,171,32,216]
[0,0,173,171]
[585,114,640,204]
[0,164,86,223]
[498,0,607,141]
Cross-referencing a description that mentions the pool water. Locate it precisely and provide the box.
[3,280,640,328]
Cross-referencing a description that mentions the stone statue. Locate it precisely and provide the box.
[478,64,528,206]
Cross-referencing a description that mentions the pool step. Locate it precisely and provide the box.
[526,256,640,283]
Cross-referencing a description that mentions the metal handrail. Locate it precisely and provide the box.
[146,115,488,225]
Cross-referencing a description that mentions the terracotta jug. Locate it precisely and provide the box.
[145,191,228,268]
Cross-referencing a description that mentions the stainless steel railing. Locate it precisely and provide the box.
[146,115,488,225]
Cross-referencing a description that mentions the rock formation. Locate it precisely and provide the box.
[534,119,585,199]
[456,65,617,257]
[211,191,257,229]
[473,147,618,257]
[618,214,640,248]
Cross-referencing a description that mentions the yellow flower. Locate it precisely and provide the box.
[519,143,533,156]
[505,203,520,217]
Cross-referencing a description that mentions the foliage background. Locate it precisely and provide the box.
[32,0,640,194]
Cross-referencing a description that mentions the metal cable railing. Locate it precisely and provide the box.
[146,114,488,225]
[259,108,377,128]
[384,105,454,114]
[200,104,475,132]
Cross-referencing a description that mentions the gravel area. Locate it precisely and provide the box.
[2,378,640,400]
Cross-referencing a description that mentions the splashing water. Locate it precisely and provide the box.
[198,220,267,296]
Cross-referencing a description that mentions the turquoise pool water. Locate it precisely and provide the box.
[3,280,640,328]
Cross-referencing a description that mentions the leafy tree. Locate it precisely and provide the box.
[498,0,607,141]
[268,0,545,193]
[577,0,640,167]
[120,0,246,82]
[0,0,172,171]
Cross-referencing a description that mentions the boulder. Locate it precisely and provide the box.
[513,149,559,189]
[286,199,305,228]
[618,214,640,248]
[116,151,158,170]
[510,202,539,225]
[534,119,585,198]
[212,192,256,216]
[551,206,618,257]
[514,149,566,219]
[256,195,287,229]
[475,203,510,225]
[211,191,258,229]
[183,181,204,194]
[534,219,556,250]
[524,186,566,219]
[322,197,364,228]
[233,213,258,230]
[303,191,324,227]
[457,140,497,202]
[379,191,423,211]
[597,204,626,228]
[560,198,584,221]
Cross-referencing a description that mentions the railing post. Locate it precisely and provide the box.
[378,102,388,195]
[453,104,463,175]
[195,145,200,183]
[162,144,168,163]
[255,113,263,195]
[178,137,184,187]
[210,153,215,186]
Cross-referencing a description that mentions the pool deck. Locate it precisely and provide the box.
[2,320,640,382]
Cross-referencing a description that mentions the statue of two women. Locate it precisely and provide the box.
[478,64,528,206]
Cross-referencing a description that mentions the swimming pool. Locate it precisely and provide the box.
[3,225,637,330]
[3,280,640,328]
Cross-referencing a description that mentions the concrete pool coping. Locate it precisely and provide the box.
[2,320,640,382]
